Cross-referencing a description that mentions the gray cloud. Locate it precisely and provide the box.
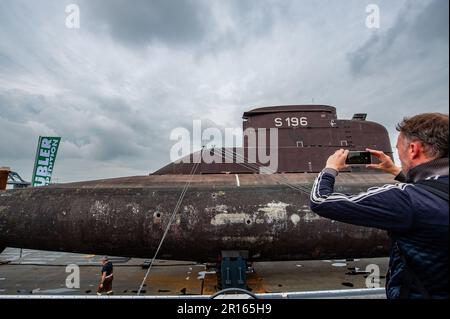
[348,0,449,75]
[80,0,212,47]
[0,0,448,182]
[412,0,449,41]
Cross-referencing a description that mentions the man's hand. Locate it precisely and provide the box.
[366,148,402,176]
[326,149,349,171]
[99,283,103,288]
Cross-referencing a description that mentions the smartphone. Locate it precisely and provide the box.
[345,151,372,165]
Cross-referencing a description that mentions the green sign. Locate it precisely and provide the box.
[32,136,61,187]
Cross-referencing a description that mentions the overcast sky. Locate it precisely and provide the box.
[0,0,448,182]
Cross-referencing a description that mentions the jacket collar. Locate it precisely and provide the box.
[406,157,449,183]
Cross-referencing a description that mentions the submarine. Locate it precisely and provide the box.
[0,105,394,262]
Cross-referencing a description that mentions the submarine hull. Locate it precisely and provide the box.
[0,173,392,262]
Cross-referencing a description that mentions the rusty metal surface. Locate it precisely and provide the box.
[0,168,10,191]
[0,173,392,262]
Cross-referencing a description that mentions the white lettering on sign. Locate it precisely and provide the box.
[274,117,308,127]
[41,138,51,149]
[34,176,48,186]
[40,148,50,158]
[33,137,61,187]
[36,166,49,177]
[38,157,49,166]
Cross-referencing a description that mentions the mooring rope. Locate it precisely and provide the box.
[137,147,204,295]
[137,145,313,294]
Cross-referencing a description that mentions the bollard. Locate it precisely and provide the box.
[0,167,10,190]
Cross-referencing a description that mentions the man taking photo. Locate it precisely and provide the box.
[310,113,448,299]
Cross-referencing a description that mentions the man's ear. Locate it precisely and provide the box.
[409,141,422,160]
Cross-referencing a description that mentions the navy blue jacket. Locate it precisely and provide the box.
[310,158,449,299]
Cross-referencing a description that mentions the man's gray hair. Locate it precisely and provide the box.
[396,113,449,159]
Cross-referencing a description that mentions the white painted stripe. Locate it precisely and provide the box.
[235,174,240,187]
[310,171,411,204]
